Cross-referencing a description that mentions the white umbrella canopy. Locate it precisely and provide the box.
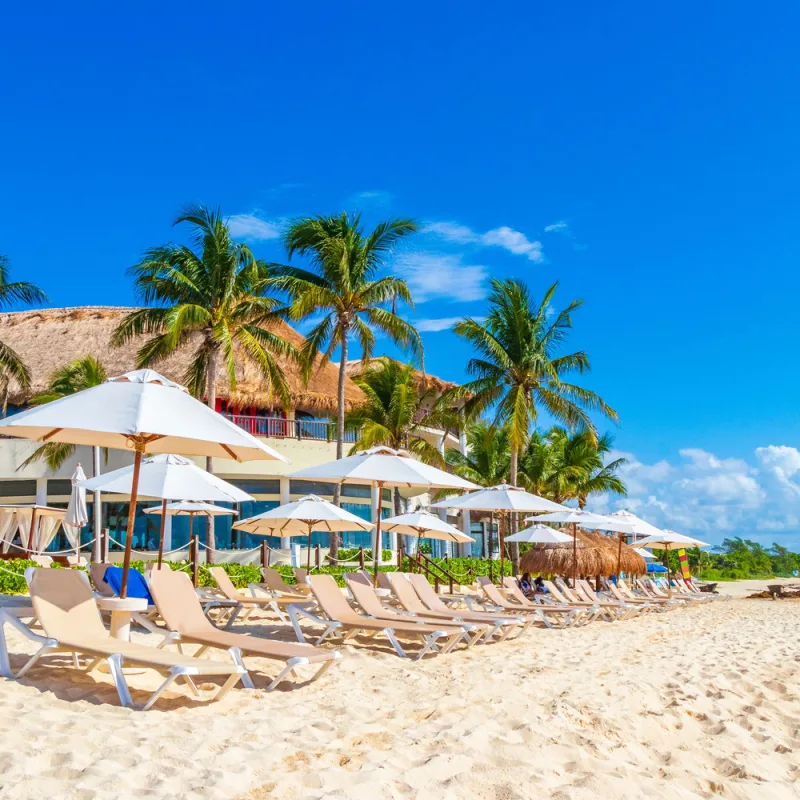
[382,510,474,543]
[63,464,89,553]
[631,530,709,549]
[233,495,374,569]
[505,523,574,544]
[0,370,287,596]
[290,446,478,579]
[144,501,238,517]
[431,483,567,513]
[80,454,253,503]
[606,509,664,539]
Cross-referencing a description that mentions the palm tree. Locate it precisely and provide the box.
[270,212,422,558]
[346,360,446,514]
[21,356,107,471]
[560,429,627,509]
[0,255,48,395]
[449,278,618,574]
[112,205,296,550]
[445,420,510,558]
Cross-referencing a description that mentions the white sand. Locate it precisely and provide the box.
[0,582,798,799]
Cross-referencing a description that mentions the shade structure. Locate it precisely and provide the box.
[0,370,287,596]
[290,447,478,579]
[382,509,473,557]
[519,528,647,578]
[81,452,255,569]
[144,500,239,517]
[233,494,374,570]
[520,509,606,587]
[605,509,664,539]
[63,463,89,554]
[431,482,568,579]
[631,530,709,595]
[0,505,66,556]
[505,523,574,544]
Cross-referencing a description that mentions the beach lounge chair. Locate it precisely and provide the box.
[472,577,587,628]
[670,578,715,603]
[393,573,528,641]
[641,578,697,605]
[500,576,600,627]
[617,579,679,610]
[0,569,245,710]
[287,574,467,659]
[292,568,309,586]
[88,563,115,598]
[539,580,609,620]
[261,567,312,598]
[575,579,645,620]
[605,581,660,612]
[210,567,310,621]
[553,580,630,622]
[149,568,339,691]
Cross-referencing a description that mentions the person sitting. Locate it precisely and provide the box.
[519,572,533,596]
[533,576,546,593]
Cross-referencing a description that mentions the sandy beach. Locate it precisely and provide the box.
[0,580,798,800]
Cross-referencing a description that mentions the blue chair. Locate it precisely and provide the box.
[103,566,154,605]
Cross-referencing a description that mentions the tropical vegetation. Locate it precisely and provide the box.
[270,212,422,557]
[0,254,47,395]
[21,355,107,471]
[446,278,618,573]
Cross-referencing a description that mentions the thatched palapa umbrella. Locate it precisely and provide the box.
[520,528,647,578]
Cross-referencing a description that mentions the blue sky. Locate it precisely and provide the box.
[2,2,800,547]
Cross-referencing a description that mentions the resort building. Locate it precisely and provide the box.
[0,307,483,560]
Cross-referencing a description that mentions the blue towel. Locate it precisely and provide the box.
[103,566,154,604]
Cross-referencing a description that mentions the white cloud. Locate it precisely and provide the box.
[394,252,488,303]
[544,221,569,233]
[227,213,282,241]
[424,221,544,262]
[349,190,394,206]
[596,445,800,549]
[415,317,462,332]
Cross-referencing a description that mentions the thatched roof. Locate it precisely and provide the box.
[0,307,366,413]
[346,357,457,395]
[519,528,647,577]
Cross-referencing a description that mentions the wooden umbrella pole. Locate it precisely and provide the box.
[665,544,671,596]
[120,447,143,599]
[499,511,506,581]
[372,481,384,584]
[26,507,39,558]
[307,522,313,570]
[156,498,167,568]
[616,532,623,578]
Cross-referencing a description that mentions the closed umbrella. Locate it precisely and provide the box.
[82,453,254,568]
[290,447,478,580]
[63,463,89,556]
[0,369,286,596]
[431,482,567,578]
[234,495,374,570]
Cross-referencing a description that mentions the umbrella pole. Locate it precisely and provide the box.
[572,522,578,588]
[499,512,506,582]
[26,507,38,558]
[665,544,671,596]
[372,481,384,584]
[307,523,313,571]
[157,498,167,568]
[120,448,143,599]
[617,533,623,578]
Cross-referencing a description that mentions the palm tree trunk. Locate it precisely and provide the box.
[509,447,520,576]
[205,348,217,555]
[329,328,348,561]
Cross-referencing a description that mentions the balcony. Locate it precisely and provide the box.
[223,414,359,444]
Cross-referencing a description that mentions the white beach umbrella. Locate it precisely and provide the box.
[630,530,709,594]
[606,509,664,539]
[63,463,89,555]
[81,452,254,567]
[431,483,568,576]
[234,494,374,569]
[144,500,237,557]
[505,523,574,544]
[290,447,478,579]
[382,509,473,556]
[0,369,286,596]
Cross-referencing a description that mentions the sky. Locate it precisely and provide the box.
[2,2,800,548]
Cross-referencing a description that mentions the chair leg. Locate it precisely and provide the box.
[382,629,408,658]
[227,647,254,690]
[106,654,134,709]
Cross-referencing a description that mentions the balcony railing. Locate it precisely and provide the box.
[223,414,359,443]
